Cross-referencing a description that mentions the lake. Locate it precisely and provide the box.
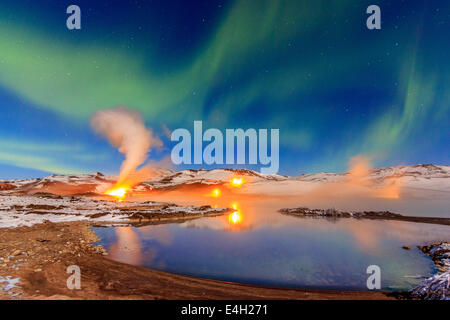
[93,196,450,291]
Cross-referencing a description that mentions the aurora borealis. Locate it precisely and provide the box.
[0,0,448,178]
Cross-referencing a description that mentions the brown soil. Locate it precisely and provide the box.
[0,221,392,300]
[0,183,16,191]
[30,182,100,196]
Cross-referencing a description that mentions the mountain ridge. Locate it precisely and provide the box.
[0,164,448,195]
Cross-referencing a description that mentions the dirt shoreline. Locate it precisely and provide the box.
[0,221,392,300]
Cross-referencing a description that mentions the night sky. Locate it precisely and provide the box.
[0,0,448,178]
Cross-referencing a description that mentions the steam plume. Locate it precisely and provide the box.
[90,106,162,186]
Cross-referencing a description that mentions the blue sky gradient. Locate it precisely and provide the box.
[0,0,448,178]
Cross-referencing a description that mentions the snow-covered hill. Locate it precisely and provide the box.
[295,164,449,181]
[0,172,115,195]
[140,168,287,190]
[251,164,450,196]
[293,164,450,193]
[0,164,449,196]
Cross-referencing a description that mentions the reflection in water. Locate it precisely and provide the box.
[228,202,243,226]
[95,178,450,291]
[211,188,220,197]
[94,199,450,291]
[229,211,242,225]
[108,227,142,266]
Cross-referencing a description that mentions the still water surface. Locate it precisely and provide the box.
[94,196,450,291]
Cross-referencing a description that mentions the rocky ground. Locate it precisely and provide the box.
[0,193,230,228]
[279,207,450,225]
[409,242,450,300]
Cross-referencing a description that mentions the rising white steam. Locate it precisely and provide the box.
[90,106,162,186]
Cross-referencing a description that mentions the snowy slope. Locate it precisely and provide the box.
[294,164,450,192]
[246,164,450,196]
[0,194,229,228]
[0,164,448,195]
[141,168,287,190]
[0,172,114,194]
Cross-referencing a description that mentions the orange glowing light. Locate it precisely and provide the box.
[228,211,242,224]
[212,188,221,197]
[230,177,243,187]
[105,187,128,200]
[228,202,242,225]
